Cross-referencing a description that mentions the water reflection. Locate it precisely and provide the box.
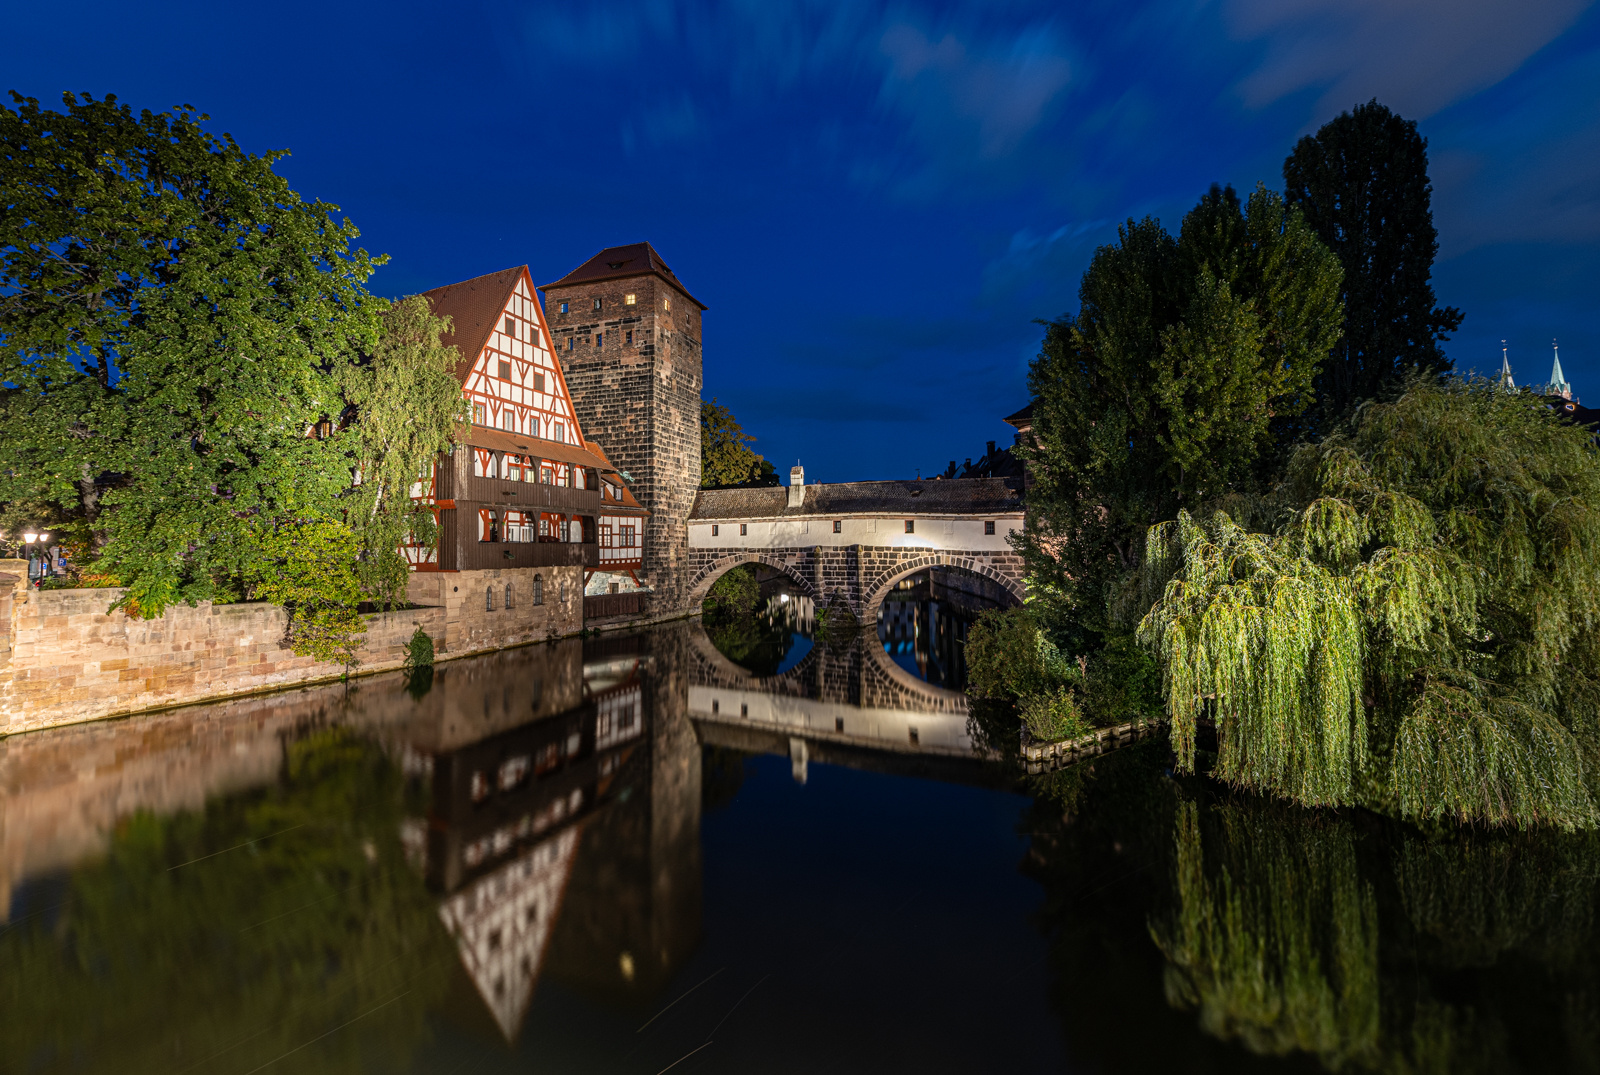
[701,565,813,677]
[875,568,1012,690]
[1020,741,1600,1074]
[4,621,1599,1072]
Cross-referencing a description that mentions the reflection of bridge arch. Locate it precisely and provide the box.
[862,555,1025,623]
[686,620,966,715]
[686,552,816,610]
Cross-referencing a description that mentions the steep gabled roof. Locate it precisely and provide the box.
[420,266,527,380]
[540,242,706,309]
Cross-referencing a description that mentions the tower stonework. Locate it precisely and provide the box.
[542,244,704,616]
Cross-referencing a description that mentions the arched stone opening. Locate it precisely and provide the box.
[861,555,1024,623]
[686,553,816,612]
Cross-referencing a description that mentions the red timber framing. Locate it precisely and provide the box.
[411,266,648,575]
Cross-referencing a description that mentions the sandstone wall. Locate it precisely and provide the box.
[0,582,447,735]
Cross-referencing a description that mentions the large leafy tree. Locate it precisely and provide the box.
[700,397,777,488]
[1017,183,1343,653]
[0,92,384,618]
[1284,100,1463,426]
[1138,379,1600,830]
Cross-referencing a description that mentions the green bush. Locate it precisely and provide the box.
[965,606,1075,699]
[403,627,434,669]
[1021,686,1090,742]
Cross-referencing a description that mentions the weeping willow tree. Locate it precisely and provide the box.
[1137,378,1600,829]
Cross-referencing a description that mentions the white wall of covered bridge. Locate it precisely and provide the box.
[687,515,1022,552]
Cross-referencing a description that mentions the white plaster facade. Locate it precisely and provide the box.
[687,513,1022,552]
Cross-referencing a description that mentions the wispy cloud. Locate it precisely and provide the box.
[1227,0,1592,120]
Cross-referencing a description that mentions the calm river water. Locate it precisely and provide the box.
[2,617,1597,1073]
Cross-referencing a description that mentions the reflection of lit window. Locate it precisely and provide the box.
[470,771,490,802]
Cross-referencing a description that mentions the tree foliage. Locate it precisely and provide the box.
[341,295,468,609]
[1284,100,1464,426]
[0,92,386,617]
[700,397,777,488]
[1016,183,1343,652]
[1138,379,1600,830]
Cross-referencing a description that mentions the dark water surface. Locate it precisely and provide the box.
[3,621,1598,1073]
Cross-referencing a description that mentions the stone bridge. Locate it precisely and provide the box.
[685,474,1026,621]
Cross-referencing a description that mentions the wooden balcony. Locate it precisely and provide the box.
[460,476,602,514]
[454,539,598,572]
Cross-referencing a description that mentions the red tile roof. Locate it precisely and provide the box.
[419,266,526,380]
[540,242,706,310]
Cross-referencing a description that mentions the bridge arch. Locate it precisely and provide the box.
[861,554,1025,623]
[686,551,816,611]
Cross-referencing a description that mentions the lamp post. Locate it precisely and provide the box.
[23,529,52,588]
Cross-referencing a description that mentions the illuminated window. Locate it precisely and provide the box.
[625,293,637,305]
[473,401,486,425]
[664,297,671,311]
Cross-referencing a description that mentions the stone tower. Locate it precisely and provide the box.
[542,243,704,615]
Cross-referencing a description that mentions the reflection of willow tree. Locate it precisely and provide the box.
[702,564,797,676]
[1150,792,1600,1074]
[0,729,455,1074]
[1022,741,1600,1074]
[1151,802,1380,1069]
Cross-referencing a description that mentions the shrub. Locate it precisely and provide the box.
[1021,686,1090,743]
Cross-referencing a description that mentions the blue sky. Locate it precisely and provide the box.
[8,0,1599,481]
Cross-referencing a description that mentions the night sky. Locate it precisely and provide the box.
[8,1,1598,482]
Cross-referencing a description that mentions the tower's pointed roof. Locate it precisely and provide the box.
[1552,341,1570,393]
[540,242,706,309]
[1499,344,1515,389]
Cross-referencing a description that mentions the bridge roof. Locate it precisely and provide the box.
[689,477,1024,521]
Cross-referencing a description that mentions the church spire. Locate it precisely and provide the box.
[1499,340,1515,389]
[1549,338,1572,400]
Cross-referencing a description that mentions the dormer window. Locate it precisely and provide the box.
[625,293,637,305]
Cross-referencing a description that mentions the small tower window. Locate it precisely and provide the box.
[625,330,633,346]
[566,337,574,351]
[559,301,569,314]
[504,316,515,337]
[595,332,604,348]
[592,298,602,311]
[664,297,671,311]
[905,520,915,534]
[625,293,637,305]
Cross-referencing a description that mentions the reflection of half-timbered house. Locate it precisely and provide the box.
[403,267,648,648]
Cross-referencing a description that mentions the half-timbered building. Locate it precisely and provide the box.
[403,267,649,646]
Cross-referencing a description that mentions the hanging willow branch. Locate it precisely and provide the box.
[1138,379,1600,830]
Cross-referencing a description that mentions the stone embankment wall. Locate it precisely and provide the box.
[0,565,586,736]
